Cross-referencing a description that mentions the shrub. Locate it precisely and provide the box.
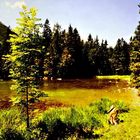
[114,100,129,113]
[0,108,25,132]
[89,98,113,114]
[41,107,102,139]
[40,98,129,139]
[0,98,129,139]
[0,128,24,140]
[89,98,129,114]
[68,107,102,128]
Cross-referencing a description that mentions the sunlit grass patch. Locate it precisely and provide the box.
[0,108,26,132]
[32,98,130,139]
[97,75,130,82]
[98,107,140,140]
[0,98,138,140]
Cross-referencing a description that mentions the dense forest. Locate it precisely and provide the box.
[0,20,130,80]
[0,22,13,80]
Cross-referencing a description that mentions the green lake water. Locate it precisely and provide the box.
[0,79,139,107]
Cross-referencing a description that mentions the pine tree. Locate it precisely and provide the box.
[61,25,74,78]
[130,4,140,89]
[72,28,83,77]
[0,27,11,80]
[98,40,111,75]
[108,47,115,75]
[6,6,46,128]
[57,29,68,78]
[41,19,52,79]
[47,23,62,79]
[112,38,130,75]
[62,25,83,78]
[87,35,100,76]
[83,34,93,77]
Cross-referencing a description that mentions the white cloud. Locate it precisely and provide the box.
[5,0,26,9]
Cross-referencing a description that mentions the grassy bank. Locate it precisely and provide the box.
[98,107,140,140]
[0,96,140,139]
[97,75,130,81]
[0,98,130,139]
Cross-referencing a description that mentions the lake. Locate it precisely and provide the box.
[0,78,138,109]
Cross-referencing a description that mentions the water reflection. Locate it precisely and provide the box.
[42,79,129,90]
[0,79,136,107]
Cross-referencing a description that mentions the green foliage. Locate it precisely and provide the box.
[113,100,129,113]
[0,98,130,139]
[130,5,140,89]
[6,6,47,128]
[40,98,129,139]
[41,107,102,139]
[99,107,140,140]
[109,38,130,75]
[42,107,102,130]
[0,128,24,140]
[97,75,130,81]
[90,98,129,114]
[0,108,25,132]
[1,17,132,80]
[0,24,11,80]
[41,19,52,79]
[90,98,113,114]
[47,23,62,78]
[84,35,113,76]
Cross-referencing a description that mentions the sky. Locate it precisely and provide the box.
[0,0,139,46]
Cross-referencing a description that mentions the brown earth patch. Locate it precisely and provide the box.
[0,97,12,109]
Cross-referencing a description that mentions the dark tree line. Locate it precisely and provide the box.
[0,27,11,80]
[40,20,130,79]
[130,4,140,89]
[0,19,131,80]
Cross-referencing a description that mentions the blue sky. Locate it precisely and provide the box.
[0,0,139,46]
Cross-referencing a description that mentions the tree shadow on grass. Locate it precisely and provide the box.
[47,119,102,140]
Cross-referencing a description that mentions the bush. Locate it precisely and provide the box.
[0,108,25,132]
[0,98,129,139]
[114,100,129,113]
[89,98,113,114]
[39,98,129,139]
[68,107,102,128]
[0,128,24,140]
[89,98,129,114]
[41,107,102,139]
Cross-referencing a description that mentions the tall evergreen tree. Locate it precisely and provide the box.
[6,6,46,128]
[108,47,115,75]
[62,25,75,78]
[81,34,92,77]
[72,28,83,77]
[98,40,111,75]
[47,23,62,79]
[130,4,140,89]
[87,35,100,76]
[41,19,52,79]
[62,25,83,78]
[58,29,68,78]
[0,27,11,80]
[111,38,130,75]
